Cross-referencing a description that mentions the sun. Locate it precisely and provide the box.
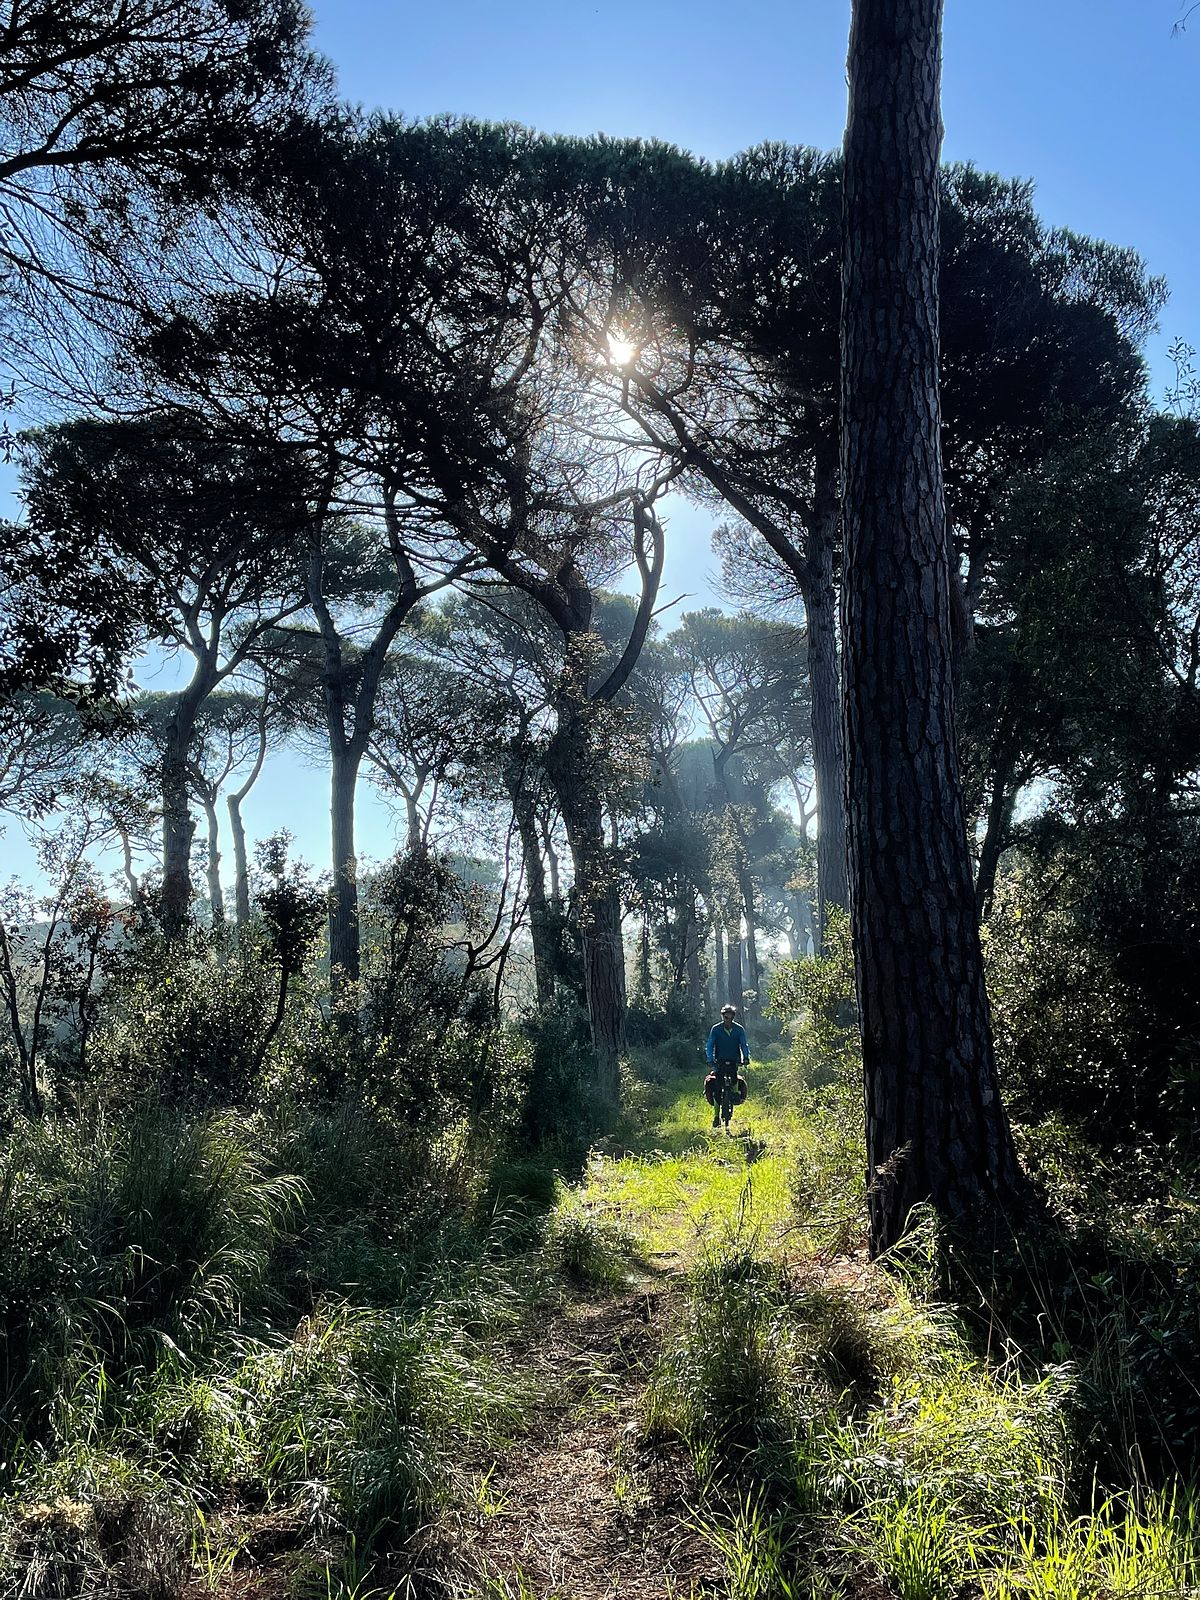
[606,333,637,367]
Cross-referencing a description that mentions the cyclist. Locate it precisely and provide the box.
[705,1003,750,1132]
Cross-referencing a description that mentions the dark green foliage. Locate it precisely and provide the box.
[984,860,1144,1139]
[936,1173,1200,1486]
[985,845,1200,1148]
[510,1004,602,1152]
[88,929,281,1108]
[768,906,859,1087]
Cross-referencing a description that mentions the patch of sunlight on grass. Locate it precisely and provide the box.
[578,1053,819,1266]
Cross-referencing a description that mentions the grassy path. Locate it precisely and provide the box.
[457,1052,814,1600]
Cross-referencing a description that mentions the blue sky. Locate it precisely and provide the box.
[4,0,1197,888]
[307,0,1197,383]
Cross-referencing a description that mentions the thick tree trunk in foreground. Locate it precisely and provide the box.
[840,0,1023,1255]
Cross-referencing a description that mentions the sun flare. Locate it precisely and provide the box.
[606,333,637,367]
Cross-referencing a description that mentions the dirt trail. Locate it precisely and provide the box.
[456,1285,721,1600]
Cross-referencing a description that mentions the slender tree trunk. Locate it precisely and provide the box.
[507,764,558,1009]
[804,520,850,941]
[725,930,743,1014]
[974,749,1017,920]
[739,866,761,1011]
[201,792,224,927]
[714,920,726,1003]
[685,932,704,1019]
[329,738,363,987]
[228,794,251,927]
[161,714,197,935]
[228,703,270,930]
[840,0,1024,1254]
[638,916,653,1003]
[118,824,144,912]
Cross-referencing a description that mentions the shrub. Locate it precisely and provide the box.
[542,1191,635,1287]
[87,928,283,1108]
[983,862,1144,1141]
[768,908,859,1090]
[511,1004,603,1151]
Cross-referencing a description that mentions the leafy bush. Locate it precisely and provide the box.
[510,1003,602,1151]
[541,1191,635,1286]
[768,907,859,1089]
[87,928,285,1107]
[983,861,1144,1140]
[788,1078,869,1255]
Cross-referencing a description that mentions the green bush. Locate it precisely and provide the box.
[87,929,284,1108]
[768,908,859,1090]
[511,1004,603,1151]
[983,862,1144,1141]
[542,1191,635,1286]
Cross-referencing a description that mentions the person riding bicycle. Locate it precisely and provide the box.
[705,1003,750,1132]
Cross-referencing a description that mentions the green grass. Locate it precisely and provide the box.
[7,1033,1200,1600]
[572,1047,810,1266]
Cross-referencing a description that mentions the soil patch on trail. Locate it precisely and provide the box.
[457,1286,721,1600]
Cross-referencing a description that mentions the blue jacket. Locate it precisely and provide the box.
[706,1022,750,1067]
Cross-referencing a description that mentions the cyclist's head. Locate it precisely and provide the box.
[721,1004,736,1020]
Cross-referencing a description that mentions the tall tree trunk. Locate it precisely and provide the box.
[545,704,627,1098]
[118,823,144,912]
[507,762,558,1009]
[739,866,761,1012]
[638,916,653,1003]
[685,931,704,1019]
[329,738,363,987]
[804,514,850,940]
[559,788,626,1099]
[974,748,1017,920]
[228,703,269,930]
[160,666,217,936]
[228,793,251,927]
[201,792,225,928]
[840,0,1024,1255]
[161,714,197,936]
[714,920,726,1003]
[725,930,743,1015]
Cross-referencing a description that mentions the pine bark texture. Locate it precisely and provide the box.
[839,0,1023,1254]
